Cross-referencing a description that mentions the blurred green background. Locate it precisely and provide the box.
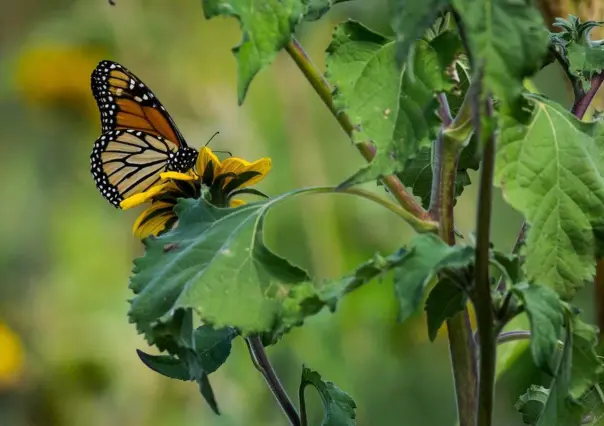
[0,0,600,425]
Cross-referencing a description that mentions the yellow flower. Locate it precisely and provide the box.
[14,43,104,113]
[121,147,272,239]
[0,320,24,389]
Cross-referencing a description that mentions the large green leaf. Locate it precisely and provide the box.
[300,366,356,425]
[203,0,343,103]
[129,190,423,341]
[394,233,474,323]
[512,283,564,375]
[495,95,604,300]
[326,22,453,187]
[129,197,310,336]
[452,0,548,116]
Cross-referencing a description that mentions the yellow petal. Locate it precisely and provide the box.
[160,171,196,181]
[120,183,172,209]
[132,201,176,239]
[229,198,246,207]
[196,147,221,182]
[218,157,272,188]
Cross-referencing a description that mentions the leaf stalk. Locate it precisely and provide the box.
[247,336,301,426]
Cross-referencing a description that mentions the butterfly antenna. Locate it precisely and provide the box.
[213,150,233,157]
[204,131,220,147]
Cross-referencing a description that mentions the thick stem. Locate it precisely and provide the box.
[247,336,301,426]
[571,73,604,118]
[284,38,429,220]
[430,93,478,426]
[474,99,496,426]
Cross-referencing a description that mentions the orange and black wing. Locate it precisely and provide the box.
[90,129,180,207]
[91,60,187,147]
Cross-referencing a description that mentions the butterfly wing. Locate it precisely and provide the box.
[91,60,187,147]
[90,129,180,207]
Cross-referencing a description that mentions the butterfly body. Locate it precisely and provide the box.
[90,60,198,207]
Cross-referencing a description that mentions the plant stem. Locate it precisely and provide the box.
[474,98,496,426]
[341,187,439,233]
[571,72,604,118]
[431,92,477,426]
[246,336,301,426]
[284,38,429,221]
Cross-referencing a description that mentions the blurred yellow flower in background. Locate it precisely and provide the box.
[120,147,272,239]
[0,320,24,389]
[14,43,103,111]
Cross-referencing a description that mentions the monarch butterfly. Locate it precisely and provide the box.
[90,60,198,207]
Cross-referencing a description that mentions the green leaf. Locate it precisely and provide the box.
[139,308,195,356]
[197,372,220,415]
[202,0,306,104]
[535,324,583,426]
[567,42,604,84]
[136,350,191,381]
[391,0,452,64]
[394,233,474,323]
[452,0,548,116]
[194,326,236,374]
[569,316,604,399]
[552,17,604,88]
[515,385,550,425]
[300,366,356,425]
[424,277,467,341]
[512,283,564,375]
[303,0,350,21]
[326,21,450,187]
[129,197,310,336]
[495,95,604,300]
